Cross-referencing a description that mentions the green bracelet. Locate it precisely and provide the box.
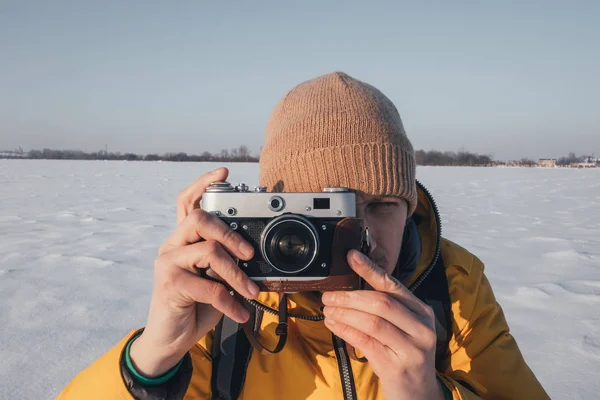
[124,332,184,386]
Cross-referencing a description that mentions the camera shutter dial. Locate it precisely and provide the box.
[206,181,234,192]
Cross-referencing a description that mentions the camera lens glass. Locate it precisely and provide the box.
[275,232,309,259]
[262,216,318,274]
[270,198,281,209]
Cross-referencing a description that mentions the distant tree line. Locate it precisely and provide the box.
[556,152,584,166]
[514,158,537,167]
[4,147,597,167]
[19,147,494,165]
[23,145,258,162]
[415,149,493,166]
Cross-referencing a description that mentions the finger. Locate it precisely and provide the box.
[346,249,425,315]
[322,291,434,339]
[324,318,393,362]
[324,306,433,359]
[157,241,260,299]
[175,270,250,323]
[205,268,223,281]
[160,208,254,261]
[176,167,229,224]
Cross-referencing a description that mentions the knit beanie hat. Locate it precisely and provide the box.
[259,71,417,215]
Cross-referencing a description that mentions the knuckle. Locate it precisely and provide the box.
[373,294,394,314]
[229,265,246,285]
[214,285,236,310]
[382,273,400,292]
[327,306,343,321]
[355,332,372,347]
[205,240,222,255]
[422,327,437,349]
[177,191,195,212]
[189,208,208,224]
[221,227,239,245]
[225,296,238,315]
[411,349,427,368]
[177,189,189,204]
[422,304,435,320]
[366,316,385,335]
[333,321,348,335]
[208,281,227,300]
[158,242,175,256]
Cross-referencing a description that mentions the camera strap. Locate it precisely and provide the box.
[210,294,289,400]
[241,293,289,355]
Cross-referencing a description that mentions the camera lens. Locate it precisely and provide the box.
[261,215,318,274]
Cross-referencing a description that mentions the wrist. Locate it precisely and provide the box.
[129,333,185,378]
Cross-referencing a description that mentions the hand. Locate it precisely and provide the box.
[322,250,446,400]
[130,167,260,377]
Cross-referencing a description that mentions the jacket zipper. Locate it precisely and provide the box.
[409,180,443,292]
[333,180,443,399]
[333,334,357,400]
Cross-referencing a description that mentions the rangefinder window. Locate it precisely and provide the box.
[313,198,330,210]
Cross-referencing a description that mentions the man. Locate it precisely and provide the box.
[58,72,549,399]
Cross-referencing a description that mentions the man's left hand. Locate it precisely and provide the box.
[322,249,446,400]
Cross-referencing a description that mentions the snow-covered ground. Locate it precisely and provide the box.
[1,160,598,399]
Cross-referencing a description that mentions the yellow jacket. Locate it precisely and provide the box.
[58,184,549,399]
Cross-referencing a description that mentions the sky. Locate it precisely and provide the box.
[1,0,599,161]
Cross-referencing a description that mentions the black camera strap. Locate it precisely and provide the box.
[210,293,289,400]
[210,312,252,400]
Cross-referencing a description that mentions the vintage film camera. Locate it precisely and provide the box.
[200,181,369,292]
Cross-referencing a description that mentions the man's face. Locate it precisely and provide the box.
[355,192,408,275]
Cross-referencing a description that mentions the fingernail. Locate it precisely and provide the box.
[352,250,368,264]
[210,167,224,174]
[247,280,260,298]
[239,308,250,323]
[239,242,254,259]
[326,317,336,325]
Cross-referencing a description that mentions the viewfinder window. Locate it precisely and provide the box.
[313,198,330,209]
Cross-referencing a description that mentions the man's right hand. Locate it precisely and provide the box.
[129,167,260,377]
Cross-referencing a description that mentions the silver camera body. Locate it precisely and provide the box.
[200,181,356,282]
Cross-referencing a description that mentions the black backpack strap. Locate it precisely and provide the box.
[210,310,256,400]
[412,254,452,370]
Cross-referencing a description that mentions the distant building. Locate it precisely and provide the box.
[538,158,557,168]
